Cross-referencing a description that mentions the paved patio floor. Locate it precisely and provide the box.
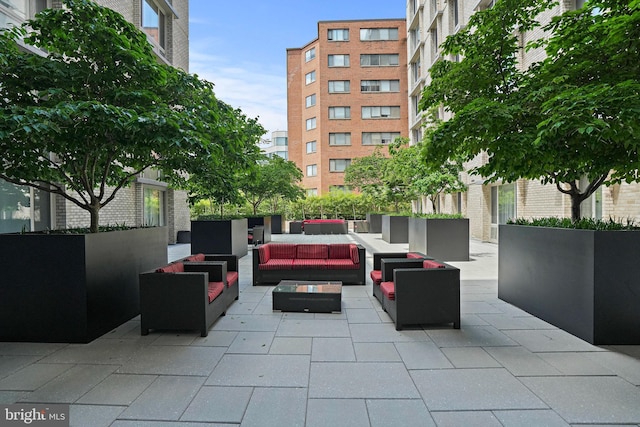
[1,231,640,426]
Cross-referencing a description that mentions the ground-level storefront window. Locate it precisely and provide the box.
[491,183,516,241]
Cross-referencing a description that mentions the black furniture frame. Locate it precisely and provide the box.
[380,258,460,331]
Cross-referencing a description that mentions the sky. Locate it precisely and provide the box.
[188,0,407,138]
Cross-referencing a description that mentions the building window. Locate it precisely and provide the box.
[329,133,351,146]
[306,117,316,130]
[330,185,350,193]
[361,80,400,92]
[329,106,351,119]
[452,0,459,27]
[143,187,165,227]
[431,28,439,58]
[305,94,316,108]
[307,188,318,196]
[410,27,421,52]
[328,29,349,41]
[328,80,350,93]
[328,54,350,67]
[330,159,352,172]
[274,136,288,146]
[306,141,317,154]
[305,71,316,85]
[490,183,516,240]
[360,28,399,41]
[411,60,421,83]
[142,0,165,49]
[360,54,399,67]
[306,164,317,177]
[362,106,401,119]
[305,47,316,62]
[362,132,401,145]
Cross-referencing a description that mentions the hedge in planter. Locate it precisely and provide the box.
[498,222,640,345]
[0,227,167,343]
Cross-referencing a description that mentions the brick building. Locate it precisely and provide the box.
[408,0,640,242]
[287,19,408,195]
[0,0,191,243]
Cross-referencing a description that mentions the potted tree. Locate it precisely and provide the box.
[344,148,388,233]
[420,0,640,344]
[0,1,249,342]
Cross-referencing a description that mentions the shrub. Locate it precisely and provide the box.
[508,217,639,231]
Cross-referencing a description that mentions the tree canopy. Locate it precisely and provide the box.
[0,0,261,232]
[419,0,640,220]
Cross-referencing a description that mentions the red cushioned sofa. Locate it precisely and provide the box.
[379,258,460,331]
[139,253,239,336]
[252,243,365,285]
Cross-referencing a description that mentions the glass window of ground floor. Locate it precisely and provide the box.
[0,181,50,233]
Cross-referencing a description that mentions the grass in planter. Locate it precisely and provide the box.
[508,217,639,231]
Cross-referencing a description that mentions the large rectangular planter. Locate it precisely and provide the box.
[247,216,272,243]
[191,219,248,258]
[408,218,469,261]
[498,225,640,345]
[270,214,283,234]
[0,227,167,343]
[366,213,383,233]
[382,215,409,243]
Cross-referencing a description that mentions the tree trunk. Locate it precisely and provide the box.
[571,194,582,222]
[88,203,100,233]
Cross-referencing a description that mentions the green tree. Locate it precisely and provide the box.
[343,147,388,202]
[241,156,304,215]
[184,102,265,219]
[420,0,640,221]
[0,0,246,232]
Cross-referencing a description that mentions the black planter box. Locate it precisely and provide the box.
[408,218,469,261]
[354,221,369,233]
[498,225,640,345]
[270,214,283,234]
[382,215,409,243]
[247,216,272,243]
[289,221,303,234]
[366,213,383,233]
[191,219,248,258]
[0,227,167,343]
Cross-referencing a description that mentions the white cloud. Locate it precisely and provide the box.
[190,43,287,137]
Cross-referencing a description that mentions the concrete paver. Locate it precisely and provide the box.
[1,231,640,426]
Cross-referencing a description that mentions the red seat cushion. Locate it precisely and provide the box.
[156,262,184,273]
[326,259,358,270]
[380,281,395,300]
[258,259,294,270]
[292,259,326,270]
[226,271,239,287]
[370,270,382,285]
[258,245,271,263]
[185,253,205,262]
[349,245,360,264]
[423,260,446,269]
[296,244,328,259]
[207,281,224,303]
[406,252,423,259]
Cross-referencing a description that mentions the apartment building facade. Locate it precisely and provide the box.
[0,0,191,243]
[261,131,289,160]
[287,19,408,195]
[408,0,640,242]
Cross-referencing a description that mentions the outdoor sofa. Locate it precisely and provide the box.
[139,253,239,336]
[379,258,460,331]
[252,242,366,285]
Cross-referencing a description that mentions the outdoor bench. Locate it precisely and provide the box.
[252,242,365,285]
[379,258,460,331]
[139,253,239,336]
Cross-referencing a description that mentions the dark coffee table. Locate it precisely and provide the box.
[272,280,342,313]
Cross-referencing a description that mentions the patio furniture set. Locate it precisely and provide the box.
[138,242,460,336]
